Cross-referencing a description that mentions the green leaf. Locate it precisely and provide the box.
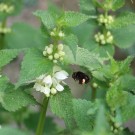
[79,0,96,14]
[34,10,55,29]
[64,47,103,71]
[5,22,44,49]
[64,34,78,59]
[58,11,90,27]
[50,87,74,129]
[111,0,125,11]
[24,114,58,135]
[108,12,135,29]
[93,105,109,135]
[73,99,94,131]
[0,126,29,135]
[0,76,36,112]
[112,0,125,11]
[112,25,135,48]
[0,49,20,68]
[121,93,135,122]
[106,87,128,109]
[17,49,53,87]
[76,47,102,71]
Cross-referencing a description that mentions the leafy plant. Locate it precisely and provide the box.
[0,0,135,135]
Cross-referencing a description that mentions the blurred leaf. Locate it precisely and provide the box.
[5,22,44,49]
[50,87,74,130]
[112,25,135,48]
[24,113,58,135]
[16,49,53,87]
[73,99,94,131]
[0,126,29,135]
[0,49,20,68]
[108,12,135,29]
[111,0,125,11]
[121,93,135,122]
[79,0,96,14]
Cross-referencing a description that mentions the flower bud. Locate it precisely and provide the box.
[53,60,57,63]
[47,48,53,54]
[50,31,55,36]
[48,55,53,60]
[54,53,59,59]
[51,88,57,95]
[58,44,64,51]
[43,51,47,56]
[59,51,65,56]
[58,31,65,37]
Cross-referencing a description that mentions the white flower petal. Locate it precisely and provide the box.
[56,84,64,91]
[34,83,42,91]
[54,70,69,80]
[43,75,52,85]
[40,86,50,95]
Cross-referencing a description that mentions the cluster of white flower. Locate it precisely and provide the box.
[43,43,65,63]
[0,23,11,34]
[94,31,113,45]
[0,3,14,13]
[98,14,114,26]
[50,28,65,38]
[34,70,69,97]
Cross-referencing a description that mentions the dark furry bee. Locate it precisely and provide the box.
[72,71,90,84]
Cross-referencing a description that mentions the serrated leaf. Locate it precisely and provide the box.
[108,12,135,29]
[106,87,128,109]
[64,47,103,71]
[34,10,55,29]
[58,11,90,27]
[121,93,135,122]
[79,0,96,14]
[5,22,44,49]
[0,77,36,112]
[76,47,102,71]
[73,99,94,131]
[111,0,125,11]
[17,49,53,87]
[0,49,20,68]
[50,87,74,129]
[112,25,135,48]
[64,34,78,59]
[0,126,29,135]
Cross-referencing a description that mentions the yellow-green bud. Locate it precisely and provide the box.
[47,48,53,54]
[58,44,64,51]
[48,55,53,60]
[53,60,57,63]
[51,88,57,95]
[54,53,59,59]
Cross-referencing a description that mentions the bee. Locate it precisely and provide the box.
[72,71,90,84]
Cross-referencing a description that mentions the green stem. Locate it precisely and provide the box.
[0,19,7,49]
[36,97,49,135]
[91,86,97,101]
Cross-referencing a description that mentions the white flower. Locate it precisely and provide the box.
[40,86,50,95]
[56,84,64,91]
[48,55,53,60]
[43,75,52,86]
[0,75,2,78]
[54,70,69,81]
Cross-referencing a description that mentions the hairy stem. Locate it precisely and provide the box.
[36,97,49,135]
